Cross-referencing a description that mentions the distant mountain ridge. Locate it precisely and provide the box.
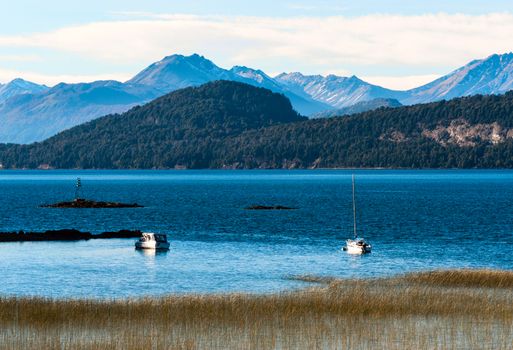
[404,53,513,104]
[0,80,161,144]
[277,53,513,107]
[275,73,406,108]
[2,52,513,144]
[127,54,329,115]
[312,98,402,118]
[0,78,48,103]
[0,54,327,144]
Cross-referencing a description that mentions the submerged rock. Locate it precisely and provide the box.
[41,198,143,208]
[245,205,297,210]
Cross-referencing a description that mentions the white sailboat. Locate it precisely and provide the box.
[343,175,372,254]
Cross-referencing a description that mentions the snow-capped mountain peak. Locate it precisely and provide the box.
[405,52,513,104]
[5,52,513,144]
[0,78,48,103]
[275,72,404,108]
[230,66,270,84]
[127,53,231,91]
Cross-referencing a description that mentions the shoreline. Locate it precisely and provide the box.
[1,167,513,171]
[1,268,510,300]
[2,269,512,349]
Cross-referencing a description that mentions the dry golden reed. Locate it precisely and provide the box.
[1,269,513,349]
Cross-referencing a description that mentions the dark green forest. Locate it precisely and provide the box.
[2,80,513,169]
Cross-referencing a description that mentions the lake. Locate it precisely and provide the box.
[1,170,512,298]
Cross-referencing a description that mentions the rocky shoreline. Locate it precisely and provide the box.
[0,229,142,242]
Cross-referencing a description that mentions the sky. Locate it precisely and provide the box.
[1,0,513,89]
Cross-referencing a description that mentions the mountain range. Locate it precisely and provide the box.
[2,80,513,169]
[2,52,513,144]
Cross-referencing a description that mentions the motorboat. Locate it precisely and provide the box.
[135,232,170,250]
[343,175,372,254]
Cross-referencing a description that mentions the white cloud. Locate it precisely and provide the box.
[0,54,41,62]
[0,12,512,87]
[0,68,131,86]
[286,2,348,12]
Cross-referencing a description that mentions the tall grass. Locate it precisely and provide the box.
[1,269,513,349]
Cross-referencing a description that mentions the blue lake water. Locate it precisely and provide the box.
[1,170,513,298]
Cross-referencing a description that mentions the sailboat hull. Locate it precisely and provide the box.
[345,245,371,254]
[344,239,372,254]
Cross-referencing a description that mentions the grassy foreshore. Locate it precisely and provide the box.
[2,270,513,349]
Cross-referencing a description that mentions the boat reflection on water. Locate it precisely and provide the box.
[136,245,169,278]
[137,249,170,257]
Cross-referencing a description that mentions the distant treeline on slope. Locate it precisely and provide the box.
[2,80,513,169]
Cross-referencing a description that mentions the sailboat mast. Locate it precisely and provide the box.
[75,177,82,200]
[352,175,357,239]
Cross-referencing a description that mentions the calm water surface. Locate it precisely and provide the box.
[1,170,512,298]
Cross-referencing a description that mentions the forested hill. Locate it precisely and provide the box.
[0,81,304,168]
[3,82,513,169]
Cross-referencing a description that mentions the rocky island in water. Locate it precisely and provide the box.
[0,229,142,242]
[40,178,143,208]
[41,198,143,208]
[245,205,297,210]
